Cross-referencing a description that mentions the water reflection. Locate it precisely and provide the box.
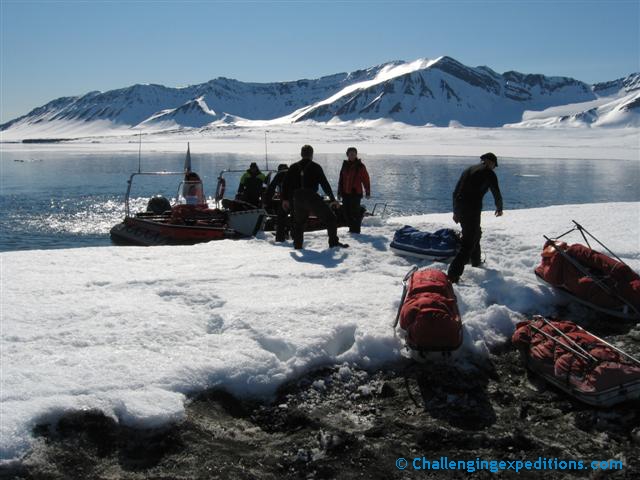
[1,151,638,251]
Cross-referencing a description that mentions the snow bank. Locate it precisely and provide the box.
[1,202,638,461]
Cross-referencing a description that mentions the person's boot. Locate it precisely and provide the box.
[447,264,461,284]
[471,253,484,267]
[471,245,482,267]
[329,236,349,249]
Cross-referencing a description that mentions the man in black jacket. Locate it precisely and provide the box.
[264,163,289,242]
[447,152,503,283]
[282,145,348,250]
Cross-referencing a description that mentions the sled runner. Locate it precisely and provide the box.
[390,226,460,263]
[534,221,640,320]
[394,267,463,361]
[512,316,640,407]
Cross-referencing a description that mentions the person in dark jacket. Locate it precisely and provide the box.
[237,162,267,207]
[338,147,371,234]
[264,163,289,242]
[447,152,504,283]
[281,145,348,250]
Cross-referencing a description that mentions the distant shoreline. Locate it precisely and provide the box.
[1,124,638,161]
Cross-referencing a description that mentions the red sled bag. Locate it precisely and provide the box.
[535,241,640,315]
[512,316,640,407]
[534,222,640,320]
[396,268,463,353]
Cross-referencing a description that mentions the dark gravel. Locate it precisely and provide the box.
[2,320,639,480]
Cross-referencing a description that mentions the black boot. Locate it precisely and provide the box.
[293,229,304,250]
[329,237,349,249]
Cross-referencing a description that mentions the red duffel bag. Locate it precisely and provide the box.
[398,269,463,352]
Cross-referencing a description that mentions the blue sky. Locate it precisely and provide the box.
[1,0,638,123]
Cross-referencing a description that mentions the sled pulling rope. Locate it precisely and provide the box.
[393,266,418,329]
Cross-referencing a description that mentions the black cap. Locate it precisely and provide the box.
[249,162,258,169]
[277,163,288,171]
[301,145,314,159]
[480,152,498,167]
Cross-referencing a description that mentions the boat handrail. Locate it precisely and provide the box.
[213,168,277,207]
[124,171,185,218]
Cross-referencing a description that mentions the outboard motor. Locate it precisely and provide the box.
[146,195,171,215]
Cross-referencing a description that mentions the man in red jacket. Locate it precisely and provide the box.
[338,147,371,234]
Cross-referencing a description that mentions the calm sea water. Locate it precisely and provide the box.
[1,149,638,252]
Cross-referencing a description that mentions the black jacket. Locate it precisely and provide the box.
[281,158,336,202]
[452,163,503,216]
[264,170,287,201]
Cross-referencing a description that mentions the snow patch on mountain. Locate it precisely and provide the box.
[137,97,218,129]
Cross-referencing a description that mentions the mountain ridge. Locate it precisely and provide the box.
[2,56,637,137]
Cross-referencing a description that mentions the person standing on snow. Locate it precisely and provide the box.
[338,147,371,234]
[281,145,348,250]
[447,152,503,283]
[263,163,290,242]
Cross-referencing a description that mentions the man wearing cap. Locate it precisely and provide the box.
[447,152,503,283]
[282,145,348,250]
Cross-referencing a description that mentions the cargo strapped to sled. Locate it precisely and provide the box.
[513,316,640,407]
[538,220,640,319]
[394,266,463,356]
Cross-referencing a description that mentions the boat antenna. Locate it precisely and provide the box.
[184,142,192,173]
[264,130,269,171]
[137,130,142,173]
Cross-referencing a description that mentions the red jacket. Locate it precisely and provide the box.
[338,159,371,197]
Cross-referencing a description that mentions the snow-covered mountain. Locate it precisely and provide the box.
[509,73,640,128]
[289,57,596,126]
[0,65,390,136]
[1,56,637,138]
[137,97,219,129]
[592,73,640,97]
